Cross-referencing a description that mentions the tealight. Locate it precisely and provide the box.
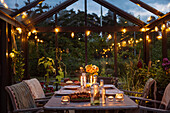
[61,96,70,105]
[108,96,114,102]
[115,91,124,102]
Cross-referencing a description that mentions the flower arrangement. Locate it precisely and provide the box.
[85,64,99,75]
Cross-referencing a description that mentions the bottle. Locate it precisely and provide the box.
[90,82,100,105]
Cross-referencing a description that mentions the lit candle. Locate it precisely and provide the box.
[81,76,83,86]
[61,96,70,105]
[115,92,124,102]
[100,79,104,87]
[90,75,92,84]
[82,73,86,87]
[108,96,114,102]
[101,88,106,104]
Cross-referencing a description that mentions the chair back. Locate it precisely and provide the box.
[140,78,157,107]
[5,82,36,112]
[23,78,45,99]
[97,77,114,84]
[160,83,170,110]
[143,78,157,99]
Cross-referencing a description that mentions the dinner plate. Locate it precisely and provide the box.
[104,85,115,89]
[63,85,80,90]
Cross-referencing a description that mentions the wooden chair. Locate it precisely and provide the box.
[5,82,43,113]
[122,78,157,107]
[139,83,170,113]
[97,77,114,84]
[23,78,53,104]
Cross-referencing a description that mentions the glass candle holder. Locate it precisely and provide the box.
[108,96,114,102]
[100,79,104,87]
[115,91,124,102]
[61,96,70,105]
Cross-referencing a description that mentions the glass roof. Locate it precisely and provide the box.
[0,0,169,24]
[105,0,170,22]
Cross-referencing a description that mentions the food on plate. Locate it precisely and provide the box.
[66,80,73,84]
[70,92,90,102]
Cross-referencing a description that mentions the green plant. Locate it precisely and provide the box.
[10,49,25,82]
[38,57,56,85]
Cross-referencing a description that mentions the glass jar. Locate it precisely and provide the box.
[90,83,100,105]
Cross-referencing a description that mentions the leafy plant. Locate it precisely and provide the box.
[38,57,56,85]
[10,49,25,82]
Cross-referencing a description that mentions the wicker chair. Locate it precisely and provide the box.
[5,82,43,113]
[122,78,157,107]
[97,77,114,84]
[139,83,170,113]
[23,78,53,104]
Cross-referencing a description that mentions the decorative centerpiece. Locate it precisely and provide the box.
[85,64,99,85]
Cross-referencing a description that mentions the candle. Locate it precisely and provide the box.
[61,96,70,104]
[80,76,83,86]
[100,79,104,87]
[108,96,114,102]
[82,73,86,87]
[90,75,92,84]
[115,92,124,102]
[101,88,106,104]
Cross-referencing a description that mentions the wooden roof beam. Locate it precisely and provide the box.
[10,0,45,18]
[0,10,26,28]
[27,0,78,27]
[93,0,146,27]
[145,12,170,30]
[35,26,141,32]
[129,0,164,17]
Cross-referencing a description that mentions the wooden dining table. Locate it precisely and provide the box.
[44,85,139,113]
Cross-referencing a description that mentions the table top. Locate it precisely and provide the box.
[44,85,138,111]
[44,95,138,110]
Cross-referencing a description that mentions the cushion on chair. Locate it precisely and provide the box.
[23,78,45,99]
[8,82,36,112]
[161,83,170,110]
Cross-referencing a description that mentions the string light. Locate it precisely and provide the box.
[162,24,166,30]
[32,30,37,34]
[16,27,22,34]
[122,41,126,47]
[71,32,74,38]
[28,32,31,36]
[40,40,43,43]
[112,43,114,46]
[55,28,59,33]
[86,30,91,36]
[148,39,151,43]
[155,26,158,32]
[22,12,27,19]
[136,40,139,43]
[37,39,40,42]
[3,3,8,8]
[122,28,127,33]
[157,35,162,40]
[35,36,37,39]
[1,0,4,3]
[146,35,149,40]
[9,52,15,58]
[96,49,98,52]
[136,4,141,6]
[108,34,112,39]
[139,38,143,41]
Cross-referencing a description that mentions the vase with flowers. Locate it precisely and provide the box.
[85,64,99,85]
